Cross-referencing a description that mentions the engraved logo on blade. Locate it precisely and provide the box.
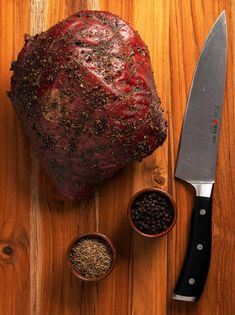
[210,104,220,144]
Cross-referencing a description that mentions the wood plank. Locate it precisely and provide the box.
[131,1,170,314]
[30,1,99,315]
[169,1,235,315]
[0,1,30,314]
[168,1,198,313]
[96,3,134,315]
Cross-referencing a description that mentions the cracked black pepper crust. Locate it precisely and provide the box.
[9,10,167,200]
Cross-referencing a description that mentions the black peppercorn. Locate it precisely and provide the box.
[130,191,174,235]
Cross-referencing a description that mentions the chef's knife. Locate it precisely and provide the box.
[172,11,227,302]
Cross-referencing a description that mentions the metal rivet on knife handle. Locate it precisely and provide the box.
[197,244,203,250]
[189,278,196,285]
[199,209,206,215]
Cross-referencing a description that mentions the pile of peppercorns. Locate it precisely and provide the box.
[130,191,174,235]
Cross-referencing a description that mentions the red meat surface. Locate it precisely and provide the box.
[9,10,167,200]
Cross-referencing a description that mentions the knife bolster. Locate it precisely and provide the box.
[192,183,213,198]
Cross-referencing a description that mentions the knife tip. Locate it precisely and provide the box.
[219,10,226,22]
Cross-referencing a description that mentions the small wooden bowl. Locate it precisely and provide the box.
[67,232,116,281]
[127,188,177,238]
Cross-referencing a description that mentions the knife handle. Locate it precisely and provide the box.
[173,195,212,302]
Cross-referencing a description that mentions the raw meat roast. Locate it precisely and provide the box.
[9,11,167,200]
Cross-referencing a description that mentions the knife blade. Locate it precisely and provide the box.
[173,11,227,302]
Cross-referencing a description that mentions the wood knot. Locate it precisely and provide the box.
[3,246,13,255]
[0,241,14,262]
[152,167,166,186]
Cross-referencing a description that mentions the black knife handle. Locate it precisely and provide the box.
[173,196,212,302]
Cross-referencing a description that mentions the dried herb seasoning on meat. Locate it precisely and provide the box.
[9,10,167,200]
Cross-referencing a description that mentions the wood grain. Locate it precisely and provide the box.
[0,1,30,314]
[131,1,170,314]
[0,0,234,314]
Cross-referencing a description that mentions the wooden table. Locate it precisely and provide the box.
[0,1,234,314]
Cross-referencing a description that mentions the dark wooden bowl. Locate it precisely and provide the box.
[67,232,116,281]
[127,188,177,238]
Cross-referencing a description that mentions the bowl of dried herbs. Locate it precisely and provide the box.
[67,232,116,281]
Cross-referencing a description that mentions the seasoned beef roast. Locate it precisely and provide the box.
[9,10,167,200]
